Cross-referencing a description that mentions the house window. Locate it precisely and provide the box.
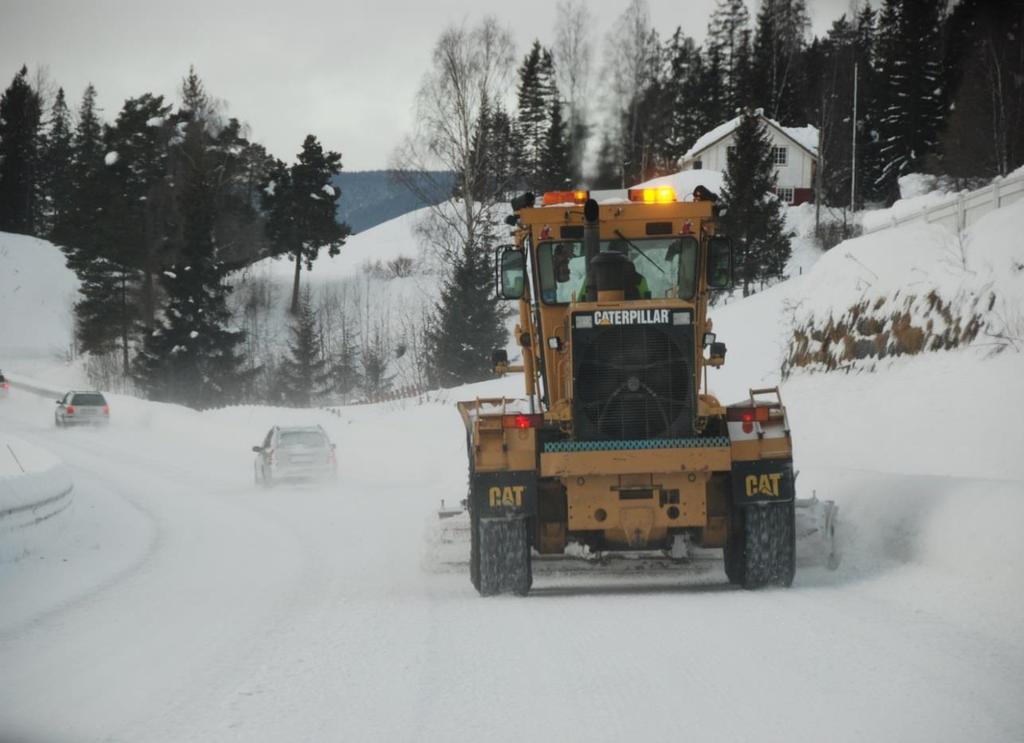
[771,146,788,165]
[776,187,794,204]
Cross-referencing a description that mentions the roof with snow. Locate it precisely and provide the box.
[680,112,818,163]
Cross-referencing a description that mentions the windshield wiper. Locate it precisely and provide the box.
[613,229,666,275]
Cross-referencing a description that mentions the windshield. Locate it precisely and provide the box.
[537,236,698,304]
[279,431,328,448]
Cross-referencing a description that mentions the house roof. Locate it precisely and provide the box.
[680,113,818,163]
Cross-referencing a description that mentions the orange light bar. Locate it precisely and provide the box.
[627,186,676,204]
[542,190,589,206]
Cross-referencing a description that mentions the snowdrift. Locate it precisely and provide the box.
[0,232,78,358]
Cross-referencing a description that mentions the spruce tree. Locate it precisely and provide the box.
[852,3,884,205]
[698,44,729,134]
[361,325,393,399]
[53,84,105,270]
[936,0,1024,181]
[328,311,361,401]
[426,214,508,387]
[278,289,329,406]
[541,96,571,191]
[516,41,556,190]
[706,0,752,112]
[720,112,792,295]
[752,0,811,124]
[133,69,252,408]
[38,87,73,236]
[873,0,946,203]
[0,66,43,235]
[263,134,350,314]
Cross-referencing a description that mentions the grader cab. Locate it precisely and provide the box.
[456,186,836,596]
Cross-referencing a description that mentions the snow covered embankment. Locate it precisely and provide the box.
[786,199,1024,372]
[0,435,74,562]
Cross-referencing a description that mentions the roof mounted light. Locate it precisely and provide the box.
[542,190,589,206]
[627,186,676,204]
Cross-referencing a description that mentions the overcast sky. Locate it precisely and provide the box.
[1,0,852,170]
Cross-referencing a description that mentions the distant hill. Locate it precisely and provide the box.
[332,170,454,234]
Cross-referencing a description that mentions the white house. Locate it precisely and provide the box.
[678,111,818,205]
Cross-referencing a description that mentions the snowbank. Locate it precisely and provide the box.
[630,168,725,201]
[0,231,78,357]
[786,199,1024,371]
[0,435,74,562]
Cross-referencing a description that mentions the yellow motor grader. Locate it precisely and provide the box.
[454,186,836,596]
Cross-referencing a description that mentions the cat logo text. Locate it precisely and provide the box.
[745,473,783,498]
[489,485,526,508]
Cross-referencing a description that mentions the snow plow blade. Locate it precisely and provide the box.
[795,492,839,569]
[430,495,839,574]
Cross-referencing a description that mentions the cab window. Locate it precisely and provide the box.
[537,236,698,304]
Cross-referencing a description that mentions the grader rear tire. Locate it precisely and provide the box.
[723,511,746,586]
[469,509,481,592]
[742,502,796,589]
[476,517,532,597]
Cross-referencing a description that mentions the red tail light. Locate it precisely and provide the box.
[502,414,543,429]
[102,405,110,415]
[1,382,9,389]
[727,405,771,433]
[727,406,770,423]
[65,405,76,415]
[327,450,336,465]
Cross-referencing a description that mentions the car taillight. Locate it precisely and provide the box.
[267,449,275,465]
[1,382,9,389]
[327,450,336,465]
[502,414,543,429]
[102,405,110,415]
[65,405,76,415]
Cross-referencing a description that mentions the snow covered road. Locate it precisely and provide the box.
[2,376,1023,743]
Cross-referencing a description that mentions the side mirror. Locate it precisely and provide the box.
[708,341,728,368]
[252,446,263,453]
[496,247,526,300]
[707,236,733,290]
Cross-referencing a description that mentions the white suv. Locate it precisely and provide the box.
[253,425,337,486]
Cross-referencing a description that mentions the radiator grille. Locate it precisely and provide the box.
[572,321,695,441]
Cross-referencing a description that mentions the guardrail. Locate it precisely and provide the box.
[864,172,1024,235]
[0,439,75,562]
[1,378,76,561]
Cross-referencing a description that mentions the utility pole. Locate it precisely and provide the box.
[850,61,858,213]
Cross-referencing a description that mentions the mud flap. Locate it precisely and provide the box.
[730,460,796,505]
[729,459,796,588]
[469,471,536,596]
[470,471,538,518]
